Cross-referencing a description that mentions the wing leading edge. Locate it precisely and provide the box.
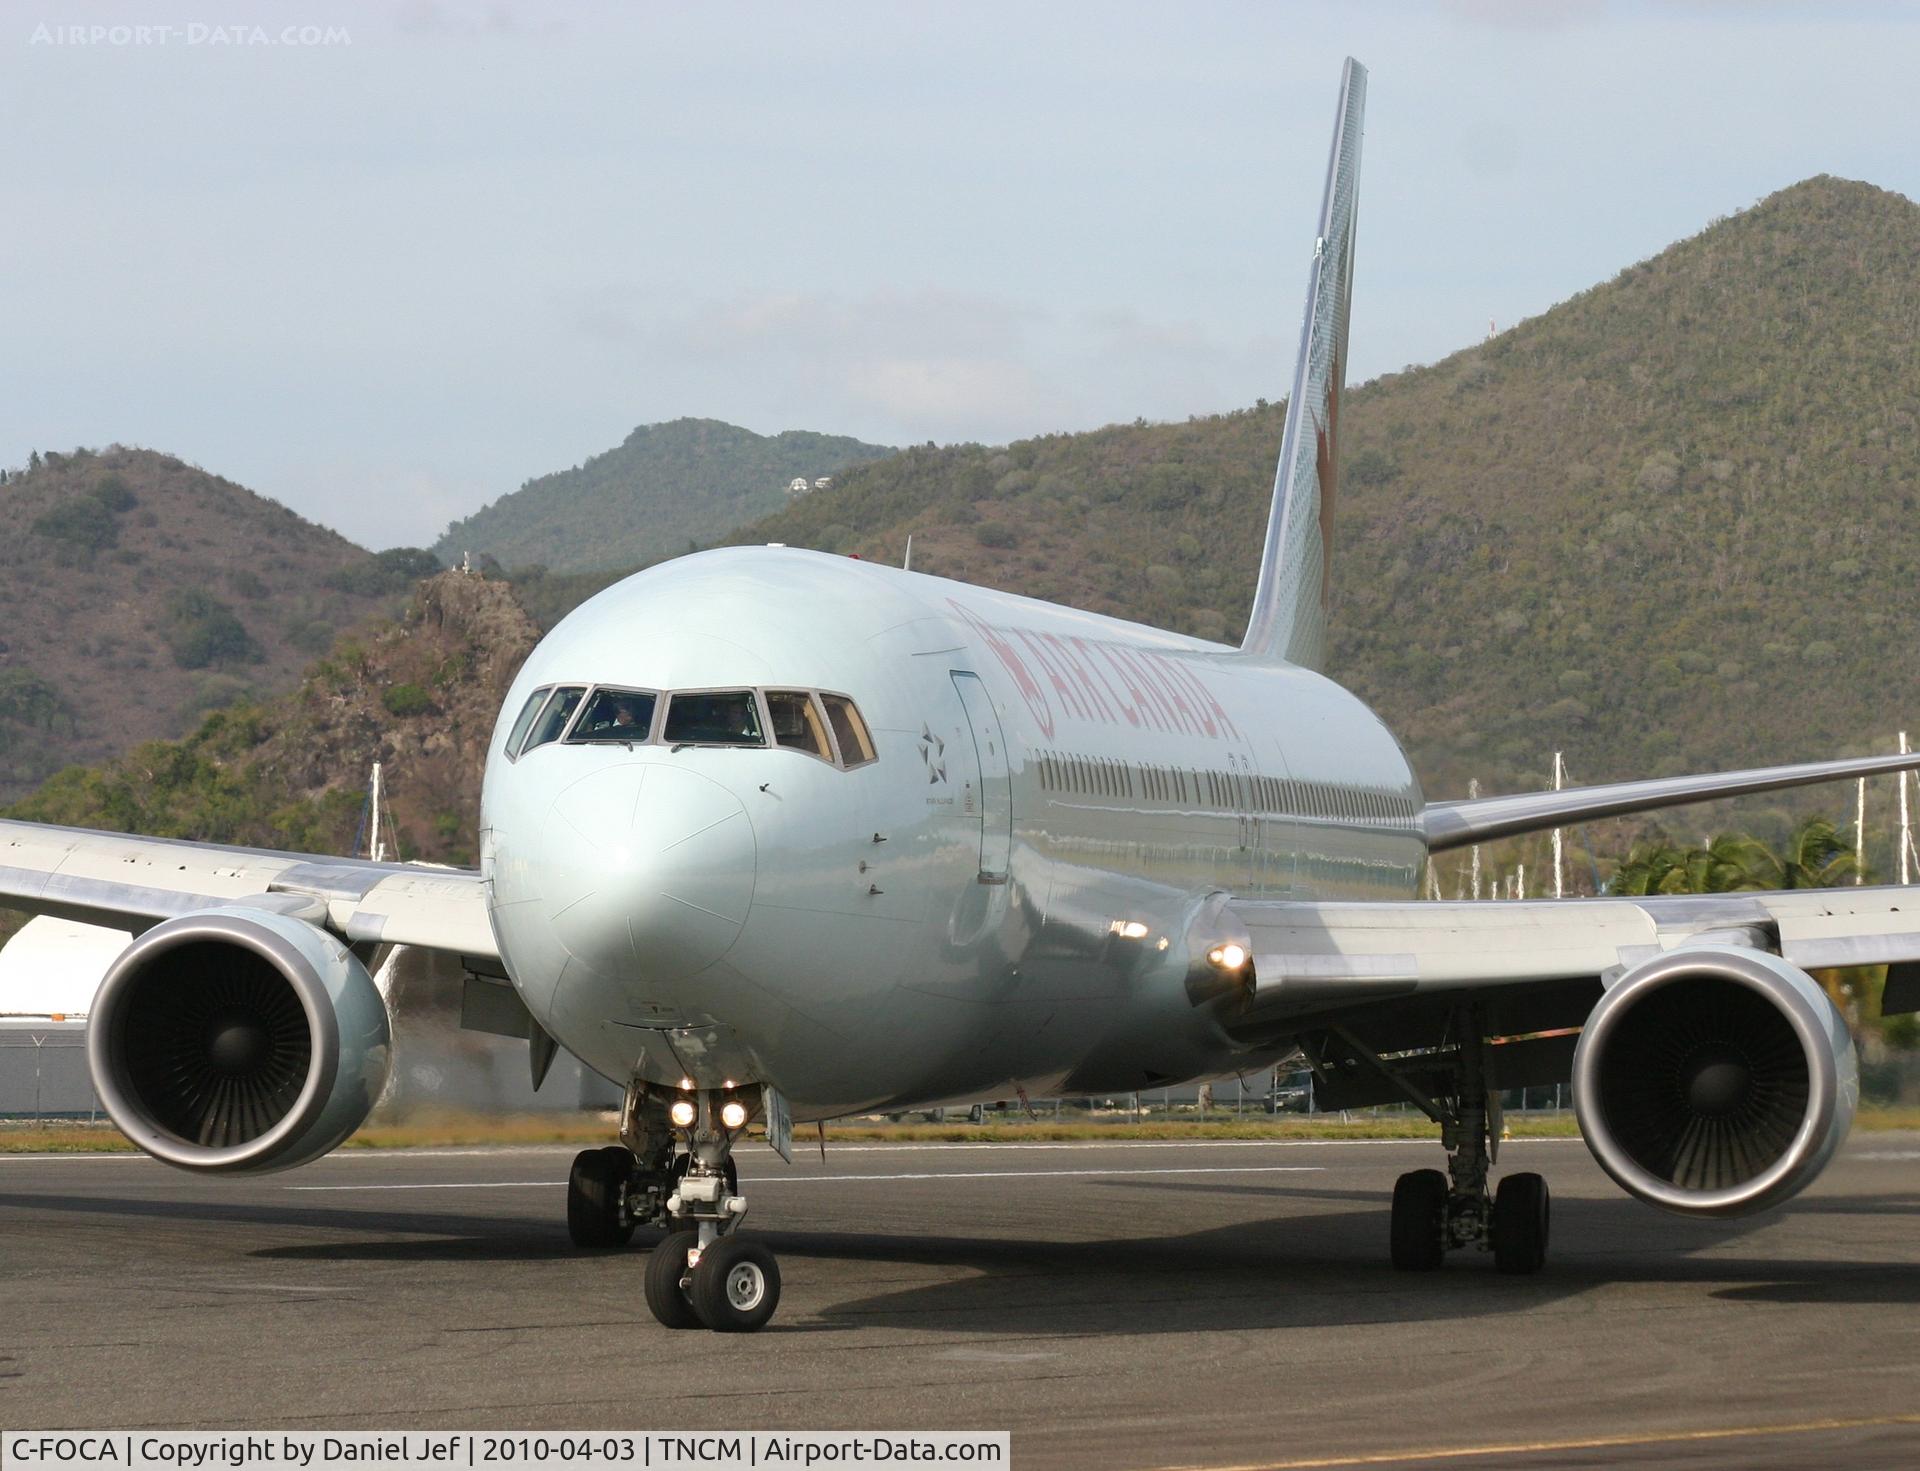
[0,819,497,960]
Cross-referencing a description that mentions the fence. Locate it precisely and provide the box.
[0,1024,98,1120]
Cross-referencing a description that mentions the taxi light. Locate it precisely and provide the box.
[669,1098,697,1128]
[1208,943,1250,971]
[1109,920,1151,941]
[720,1100,749,1130]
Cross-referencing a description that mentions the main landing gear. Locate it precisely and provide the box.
[565,1079,779,1332]
[1387,1005,1549,1273]
[1307,1004,1550,1274]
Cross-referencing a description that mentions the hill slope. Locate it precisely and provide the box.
[434,418,895,574]
[7,570,538,869]
[729,176,1920,800]
[0,446,422,804]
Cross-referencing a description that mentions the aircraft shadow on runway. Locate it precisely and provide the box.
[9,1183,1920,1331]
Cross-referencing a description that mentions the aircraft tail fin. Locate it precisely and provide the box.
[1240,57,1366,670]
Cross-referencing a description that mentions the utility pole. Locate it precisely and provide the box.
[370,761,385,864]
[1469,777,1482,900]
[1551,752,1567,898]
[1856,775,1868,885]
[1903,733,1913,888]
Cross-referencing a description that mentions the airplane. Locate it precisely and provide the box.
[6,57,1920,1334]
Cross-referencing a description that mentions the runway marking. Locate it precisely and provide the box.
[1155,1411,1920,1470]
[284,1164,1326,1192]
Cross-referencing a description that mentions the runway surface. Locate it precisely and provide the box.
[5,1132,1920,1469]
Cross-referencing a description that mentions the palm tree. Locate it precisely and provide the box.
[1719,817,1863,890]
[1608,819,1863,896]
[1607,818,1870,1035]
[1607,838,1695,895]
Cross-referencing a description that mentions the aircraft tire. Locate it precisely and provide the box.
[567,1146,637,1248]
[688,1236,781,1333]
[1492,1172,1549,1275]
[1390,1168,1448,1271]
[643,1236,704,1329]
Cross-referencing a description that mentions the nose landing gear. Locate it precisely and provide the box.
[644,1082,778,1332]
[565,1079,779,1329]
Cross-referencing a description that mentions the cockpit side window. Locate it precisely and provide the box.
[522,685,586,754]
[664,690,765,747]
[568,687,659,744]
[766,690,832,760]
[505,686,551,759]
[820,693,877,767]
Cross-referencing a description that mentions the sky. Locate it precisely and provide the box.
[2,0,1918,549]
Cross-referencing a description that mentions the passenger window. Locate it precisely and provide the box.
[820,694,877,767]
[506,686,551,758]
[522,686,585,754]
[767,690,832,760]
[569,687,658,744]
[664,690,765,747]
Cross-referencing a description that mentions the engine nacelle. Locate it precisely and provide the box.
[1572,944,1856,1217]
[88,907,391,1173]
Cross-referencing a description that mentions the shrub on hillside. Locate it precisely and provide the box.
[381,683,432,718]
[163,590,264,670]
[32,498,118,553]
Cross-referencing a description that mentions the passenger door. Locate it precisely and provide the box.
[951,671,1011,884]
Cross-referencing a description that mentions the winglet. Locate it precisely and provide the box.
[1240,57,1366,670]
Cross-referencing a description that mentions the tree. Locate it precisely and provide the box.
[1605,818,1893,1045]
[1608,819,1861,896]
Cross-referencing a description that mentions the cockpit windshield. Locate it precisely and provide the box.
[510,683,874,767]
[663,690,765,747]
[520,686,585,755]
[568,687,658,744]
[766,690,832,760]
[820,693,877,767]
[505,686,550,758]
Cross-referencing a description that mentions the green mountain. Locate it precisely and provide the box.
[0,446,430,805]
[727,177,1920,808]
[0,570,538,953]
[8,571,538,870]
[434,418,895,574]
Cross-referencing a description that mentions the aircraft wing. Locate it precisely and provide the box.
[0,819,497,960]
[1224,885,1920,1018]
[1419,750,1920,852]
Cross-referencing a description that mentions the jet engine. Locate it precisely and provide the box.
[1572,944,1856,1217]
[88,906,391,1173]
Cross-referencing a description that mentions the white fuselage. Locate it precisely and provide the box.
[481,547,1424,1118]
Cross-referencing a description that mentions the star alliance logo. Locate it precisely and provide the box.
[919,725,947,784]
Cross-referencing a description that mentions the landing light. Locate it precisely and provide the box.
[669,1098,697,1128]
[720,1100,749,1130]
[1208,943,1250,971]
[1109,920,1151,941]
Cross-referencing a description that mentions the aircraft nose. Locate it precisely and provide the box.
[540,763,756,984]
